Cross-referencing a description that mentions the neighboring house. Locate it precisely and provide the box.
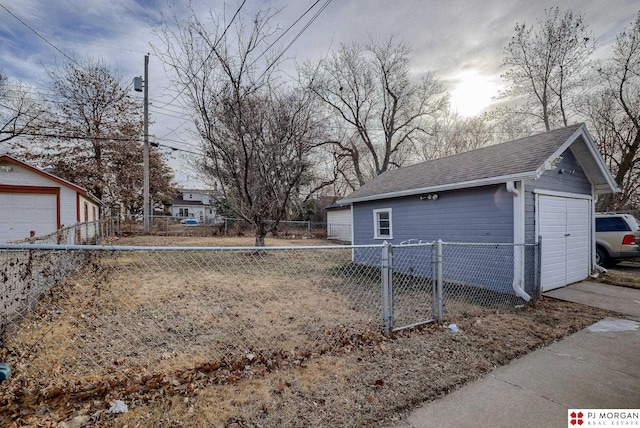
[325,203,352,243]
[339,124,619,296]
[0,155,102,243]
[170,189,222,224]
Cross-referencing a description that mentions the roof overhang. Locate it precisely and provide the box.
[324,202,352,211]
[339,171,539,204]
[535,124,620,195]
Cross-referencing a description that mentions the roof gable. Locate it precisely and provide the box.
[0,155,102,204]
[340,124,618,204]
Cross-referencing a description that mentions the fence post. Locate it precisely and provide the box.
[431,242,437,319]
[535,235,542,298]
[381,241,394,335]
[436,239,444,323]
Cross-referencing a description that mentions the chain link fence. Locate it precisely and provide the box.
[8,218,118,246]
[0,238,539,418]
[124,217,328,239]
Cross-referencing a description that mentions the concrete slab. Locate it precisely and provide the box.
[389,317,640,428]
[545,319,640,377]
[391,283,640,428]
[495,344,640,408]
[400,374,565,428]
[544,282,640,319]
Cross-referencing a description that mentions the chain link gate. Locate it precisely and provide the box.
[381,240,541,333]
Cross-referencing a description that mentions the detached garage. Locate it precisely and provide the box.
[325,203,352,243]
[339,124,619,294]
[0,155,101,243]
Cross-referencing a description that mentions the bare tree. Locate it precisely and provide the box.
[499,7,595,131]
[303,37,447,189]
[584,12,640,210]
[418,108,495,160]
[0,73,45,144]
[155,5,326,246]
[21,58,174,213]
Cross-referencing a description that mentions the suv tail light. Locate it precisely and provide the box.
[622,234,636,245]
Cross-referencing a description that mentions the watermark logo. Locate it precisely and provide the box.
[569,411,584,426]
[568,409,640,427]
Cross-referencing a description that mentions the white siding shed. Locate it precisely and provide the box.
[0,155,101,242]
[325,204,352,243]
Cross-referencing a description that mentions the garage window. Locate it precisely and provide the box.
[373,208,392,240]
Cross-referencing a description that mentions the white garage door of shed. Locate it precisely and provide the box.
[539,195,591,291]
[0,193,57,242]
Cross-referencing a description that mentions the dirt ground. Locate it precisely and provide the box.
[1,235,628,427]
[594,260,640,290]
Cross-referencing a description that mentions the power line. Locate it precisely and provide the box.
[257,0,332,82]
[0,2,83,69]
[155,121,196,142]
[248,0,322,68]
[157,0,331,109]
[154,0,248,109]
[153,140,203,156]
[149,108,192,121]
[2,131,141,142]
[149,100,191,116]
[1,128,206,157]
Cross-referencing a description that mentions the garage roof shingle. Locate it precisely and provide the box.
[339,124,606,203]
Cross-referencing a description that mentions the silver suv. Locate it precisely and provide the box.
[595,213,640,266]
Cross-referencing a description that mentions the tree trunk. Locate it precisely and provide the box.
[255,233,266,247]
[596,194,613,212]
[255,223,267,247]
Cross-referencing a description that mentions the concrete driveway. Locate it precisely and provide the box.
[389,281,640,428]
[544,281,640,320]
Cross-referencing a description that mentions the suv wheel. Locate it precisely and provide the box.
[596,246,609,267]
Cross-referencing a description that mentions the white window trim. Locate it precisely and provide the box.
[373,208,393,240]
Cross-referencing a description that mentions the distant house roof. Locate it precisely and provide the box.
[171,194,212,207]
[0,154,102,205]
[324,202,351,211]
[178,188,215,194]
[339,124,619,204]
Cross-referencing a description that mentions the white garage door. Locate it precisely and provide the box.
[327,208,352,242]
[539,195,591,291]
[0,193,57,242]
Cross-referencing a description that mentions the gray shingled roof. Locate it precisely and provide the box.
[340,123,589,203]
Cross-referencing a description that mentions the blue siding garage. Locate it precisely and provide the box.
[339,124,619,296]
[352,184,513,245]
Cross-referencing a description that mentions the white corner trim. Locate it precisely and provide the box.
[507,181,530,301]
[508,182,525,245]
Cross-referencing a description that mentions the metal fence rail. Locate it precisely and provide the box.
[9,218,117,246]
[0,239,539,405]
[128,216,329,238]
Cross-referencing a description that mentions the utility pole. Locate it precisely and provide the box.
[134,54,150,234]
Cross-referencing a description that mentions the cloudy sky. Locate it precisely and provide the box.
[1,0,638,186]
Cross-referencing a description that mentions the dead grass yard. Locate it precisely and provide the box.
[594,261,640,290]
[0,235,623,427]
